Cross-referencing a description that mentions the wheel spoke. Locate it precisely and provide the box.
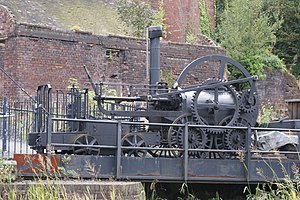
[218,60,226,79]
[90,138,97,145]
[74,148,86,154]
[137,140,145,147]
[85,135,89,145]
[125,138,134,146]
[122,133,147,157]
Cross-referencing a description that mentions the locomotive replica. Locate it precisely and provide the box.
[29,26,298,163]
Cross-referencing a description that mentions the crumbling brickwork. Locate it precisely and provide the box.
[1,23,224,99]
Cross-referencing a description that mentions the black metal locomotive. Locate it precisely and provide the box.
[29,26,275,159]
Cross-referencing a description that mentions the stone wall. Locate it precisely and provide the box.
[257,69,300,107]
[1,23,225,99]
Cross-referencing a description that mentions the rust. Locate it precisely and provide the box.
[136,173,160,176]
[14,154,61,174]
[187,173,243,179]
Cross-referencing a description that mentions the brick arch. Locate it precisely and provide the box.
[0,5,16,40]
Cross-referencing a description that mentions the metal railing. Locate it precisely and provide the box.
[48,117,300,181]
[0,97,36,157]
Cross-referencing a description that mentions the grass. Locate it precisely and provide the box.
[0,155,145,200]
[0,0,132,36]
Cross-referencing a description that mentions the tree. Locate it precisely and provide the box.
[117,0,166,38]
[218,0,282,77]
[117,0,153,37]
[268,0,300,78]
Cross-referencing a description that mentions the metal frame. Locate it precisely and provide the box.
[26,116,300,183]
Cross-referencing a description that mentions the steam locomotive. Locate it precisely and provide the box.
[29,26,296,159]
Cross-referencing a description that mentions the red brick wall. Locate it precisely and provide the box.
[0,5,15,39]
[1,23,225,99]
[163,0,201,42]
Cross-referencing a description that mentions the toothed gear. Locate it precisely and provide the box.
[224,117,251,151]
[239,90,258,113]
[191,78,240,134]
[167,114,212,158]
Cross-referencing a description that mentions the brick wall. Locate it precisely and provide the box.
[257,69,300,106]
[163,0,201,42]
[1,23,225,99]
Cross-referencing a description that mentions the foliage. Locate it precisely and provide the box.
[239,53,285,78]
[199,0,213,38]
[260,53,285,70]
[258,104,278,124]
[67,77,80,89]
[185,27,197,44]
[214,0,228,42]
[117,0,153,37]
[0,156,16,183]
[246,163,300,200]
[161,69,175,87]
[71,25,81,31]
[151,0,167,35]
[117,0,167,38]
[269,0,300,79]
[218,0,282,77]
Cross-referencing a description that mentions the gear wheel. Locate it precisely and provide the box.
[191,78,240,134]
[239,90,258,113]
[167,113,212,158]
[224,117,252,151]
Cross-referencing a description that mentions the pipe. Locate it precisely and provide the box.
[148,26,163,94]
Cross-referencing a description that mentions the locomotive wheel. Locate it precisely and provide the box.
[224,117,250,157]
[168,113,212,158]
[73,134,100,155]
[206,133,228,159]
[121,133,147,157]
[225,129,246,151]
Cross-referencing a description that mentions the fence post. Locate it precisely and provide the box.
[2,97,8,157]
[246,126,252,181]
[116,121,122,179]
[184,123,189,181]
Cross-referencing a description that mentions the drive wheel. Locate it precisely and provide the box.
[73,134,100,155]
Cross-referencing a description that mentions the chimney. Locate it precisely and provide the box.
[148,26,163,94]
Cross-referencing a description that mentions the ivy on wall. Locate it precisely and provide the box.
[199,0,213,38]
[151,0,168,38]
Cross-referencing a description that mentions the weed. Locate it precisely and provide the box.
[245,158,300,199]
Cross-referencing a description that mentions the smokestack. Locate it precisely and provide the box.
[148,26,163,92]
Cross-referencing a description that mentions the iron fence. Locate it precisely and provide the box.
[0,97,36,157]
